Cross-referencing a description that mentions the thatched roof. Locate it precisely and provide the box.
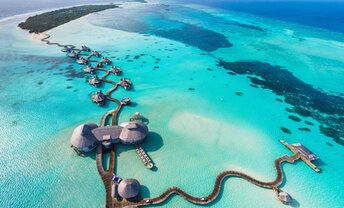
[118,179,140,199]
[278,191,292,203]
[70,123,98,148]
[119,122,148,144]
[91,126,123,142]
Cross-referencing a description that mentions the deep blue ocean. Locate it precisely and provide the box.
[1,0,344,34]
[179,1,344,34]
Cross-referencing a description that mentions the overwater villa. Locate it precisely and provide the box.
[280,140,321,172]
[70,123,98,154]
[130,112,149,124]
[84,64,95,74]
[70,121,149,154]
[92,50,101,57]
[95,62,103,68]
[61,46,72,52]
[88,75,101,87]
[81,45,91,52]
[118,179,141,202]
[76,57,88,65]
[119,78,132,90]
[111,66,122,76]
[68,51,80,58]
[101,57,112,65]
[274,188,292,204]
[292,143,319,161]
[121,97,131,106]
[91,90,106,106]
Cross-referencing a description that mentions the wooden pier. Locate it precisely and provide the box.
[280,140,321,172]
[135,146,154,169]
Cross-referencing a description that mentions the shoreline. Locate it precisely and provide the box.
[0,0,149,23]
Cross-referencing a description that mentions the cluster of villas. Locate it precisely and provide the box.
[71,121,148,154]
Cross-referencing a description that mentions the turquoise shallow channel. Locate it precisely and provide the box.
[0,1,344,208]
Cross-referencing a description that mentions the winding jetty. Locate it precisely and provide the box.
[38,33,321,208]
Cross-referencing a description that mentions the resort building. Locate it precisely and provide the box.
[119,122,148,145]
[278,191,292,204]
[70,121,149,154]
[70,123,98,154]
[292,143,319,161]
[118,178,141,201]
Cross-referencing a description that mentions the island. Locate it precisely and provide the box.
[18,4,119,33]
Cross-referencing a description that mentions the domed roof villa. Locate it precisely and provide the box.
[70,123,98,154]
[120,122,149,145]
[70,121,149,154]
[118,178,141,201]
[278,191,292,204]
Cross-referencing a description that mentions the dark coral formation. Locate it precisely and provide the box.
[280,127,292,134]
[298,127,311,132]
[288,115,302,122]
[154,24,232,52]
[305,121,315,126]
[218,60,344,146]
[235,92,243,96]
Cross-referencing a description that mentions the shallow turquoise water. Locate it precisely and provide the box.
[0,2,343,208]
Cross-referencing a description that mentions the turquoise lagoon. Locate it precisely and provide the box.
[0,1,343,208]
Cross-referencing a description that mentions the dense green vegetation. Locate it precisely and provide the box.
[18,4,118,33]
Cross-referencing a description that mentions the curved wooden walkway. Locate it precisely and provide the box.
[119,153,301,207]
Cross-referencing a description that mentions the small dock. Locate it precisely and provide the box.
[280,140,321,172]
[135,146,154,169]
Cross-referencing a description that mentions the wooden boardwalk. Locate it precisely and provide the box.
[119,153,301,207]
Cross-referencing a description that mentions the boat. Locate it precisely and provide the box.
[119,78,132,90]
[111,66,122,76]
[88,75,101,87]
[92,50,101,57]
[91,90,105,106]
[76,57,88,65]
[121,97,131,105]
[84,64,95,73]
[81,45,91,52]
